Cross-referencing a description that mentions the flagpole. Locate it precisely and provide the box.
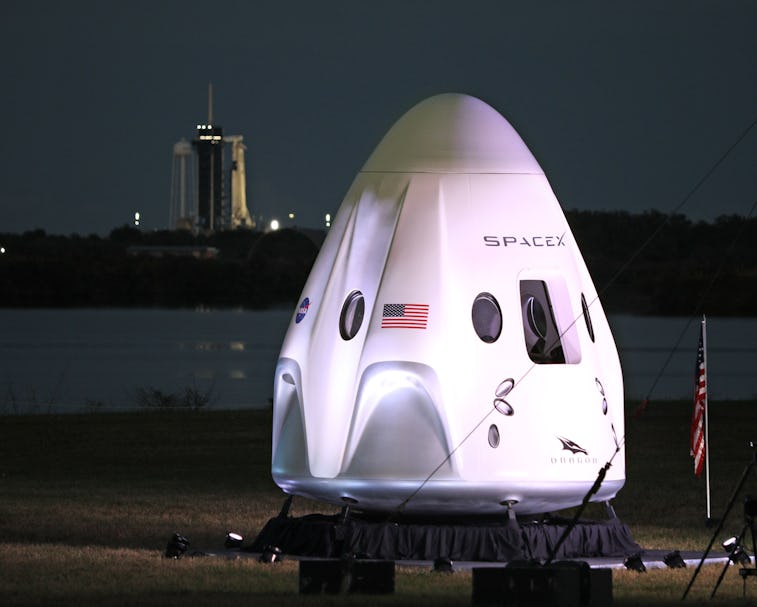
[703,315,712,522]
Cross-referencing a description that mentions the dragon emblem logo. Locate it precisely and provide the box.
[557,436,588,455]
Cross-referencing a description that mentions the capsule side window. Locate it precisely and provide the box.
[520,280,565,364]
[472,292,502,343]
[339,291,365,340]
[581,293,595,342]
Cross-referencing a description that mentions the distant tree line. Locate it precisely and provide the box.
[0,226,320,309]
[0,210,755,316]
[566,210,757,316]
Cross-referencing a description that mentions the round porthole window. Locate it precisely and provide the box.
[495,378,515,398]
[596,377,608,415]
[339,291,365,340]
[488,424,500,448]
[494,398,514,416]
[581,293,595,342]
[472,292,502,343]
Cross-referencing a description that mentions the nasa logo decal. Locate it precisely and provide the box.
[295,297,310,324]
[557,436,588,455]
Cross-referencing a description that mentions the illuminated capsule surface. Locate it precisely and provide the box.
[271,93,624,515]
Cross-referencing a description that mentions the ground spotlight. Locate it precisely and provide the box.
[733,548,752,566]
[259,544,283,563]
[224,531,244,549]
[165,532,190,559]
[664,550,686,568]
[433,557,454,573]
[623,554,646,572]
[722,537,751,566]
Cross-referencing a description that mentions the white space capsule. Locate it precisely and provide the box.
[272,93,625,515]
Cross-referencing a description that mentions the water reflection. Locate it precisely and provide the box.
[0,309,754,414]
[0,308,292,413]
[608,315,757,401]
[181,341,248,352]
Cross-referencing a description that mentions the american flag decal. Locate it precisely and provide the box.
[381,303,429,329]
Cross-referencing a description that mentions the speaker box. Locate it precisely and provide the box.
[299,559,395,594]
[472,561,612,607]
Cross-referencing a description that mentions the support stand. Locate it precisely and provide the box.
[714,506,756,599]
[278,494,294,518]
[545,457,615,565]
[682,441,757,600]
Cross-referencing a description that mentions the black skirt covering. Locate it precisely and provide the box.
[248,512,640,562]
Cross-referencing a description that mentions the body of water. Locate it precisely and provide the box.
[0,308,292,413]
[609,315,757,402]
[0,309,754,414]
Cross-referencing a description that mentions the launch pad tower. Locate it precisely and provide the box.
[169,84,254,232]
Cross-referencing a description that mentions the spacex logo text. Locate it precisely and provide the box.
[483,233,566,248]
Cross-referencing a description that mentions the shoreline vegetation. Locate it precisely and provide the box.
[2,402,757,605]
[1,210,756,315]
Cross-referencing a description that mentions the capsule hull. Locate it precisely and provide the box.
[271,94,625,515]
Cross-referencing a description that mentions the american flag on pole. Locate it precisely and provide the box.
[381,303,429,329]
[690,322,707,477]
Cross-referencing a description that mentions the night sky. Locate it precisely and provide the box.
[1,1,754,235]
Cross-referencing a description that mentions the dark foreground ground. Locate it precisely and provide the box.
[1,400,756,605]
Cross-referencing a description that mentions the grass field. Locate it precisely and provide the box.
[1,400,757,605]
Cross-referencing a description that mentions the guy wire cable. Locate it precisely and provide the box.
[544,434,625,565]
[637,197,757,413]
[594,116,756,305]
[391,115,757,516]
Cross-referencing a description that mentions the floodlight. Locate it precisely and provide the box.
[165,532,190,559]
[722,537,751,566]
[224,531,244,549]
[623,554,646,572]
[723,536,738,552]
[663,550,686,569]
[731,547,751,566]
[259,544,283,563]
[732,548,751,567]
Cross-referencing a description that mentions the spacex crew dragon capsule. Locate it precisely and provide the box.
[271,93,625,515]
